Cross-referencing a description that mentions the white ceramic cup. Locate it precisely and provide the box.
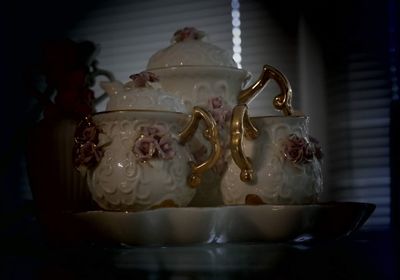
[74,107,220,211]
[220,104,323,205]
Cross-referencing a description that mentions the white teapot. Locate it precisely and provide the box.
[146,27,292,115]
[73,107,220,211]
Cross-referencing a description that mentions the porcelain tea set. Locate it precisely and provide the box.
[73,27,323,211]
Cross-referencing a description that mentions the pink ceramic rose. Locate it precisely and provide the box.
[128,71,159,87]
[133,125,175,161]
[207,96,232,129]
[134,136,158,160]
[282,134,322,164]
[75,141,104,168]
[73,116,110,174]
[204,96,232,175]
[172,27,206,43]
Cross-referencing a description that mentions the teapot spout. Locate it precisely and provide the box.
[100,81,124,97]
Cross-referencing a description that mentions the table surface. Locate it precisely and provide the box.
[1,214,399,280]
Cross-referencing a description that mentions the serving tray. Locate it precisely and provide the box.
[66,202,375,246]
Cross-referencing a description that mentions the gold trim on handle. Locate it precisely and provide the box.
[230,104,259,183]
[178,106,221,188]
[238,64,293,116]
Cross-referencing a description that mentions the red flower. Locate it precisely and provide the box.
[33,38,99,119]
[41,39,80,87]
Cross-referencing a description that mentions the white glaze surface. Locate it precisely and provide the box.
[101,80,186,112]
[147,39,237,69]
[146,66,250,112]
[221,116,323,205]
[87,111,195,211]
[70,202,375,245]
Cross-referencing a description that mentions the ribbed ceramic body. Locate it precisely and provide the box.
[26,118,93,214]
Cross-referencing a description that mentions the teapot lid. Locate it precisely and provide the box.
[146,27,237,69]
[101,71,186,112]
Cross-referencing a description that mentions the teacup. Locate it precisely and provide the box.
[184,63,294,206]
[73,107,220,211]
[220,104,323,205]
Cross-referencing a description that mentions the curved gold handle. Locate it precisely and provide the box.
[230,104,259,183]
[238,64,293,116]
[178,106,221,188]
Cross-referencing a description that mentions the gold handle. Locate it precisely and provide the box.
[178,106,221,188]
[238,64,293,116]
[230,104,259,183]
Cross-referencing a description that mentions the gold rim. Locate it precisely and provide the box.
[249,115,308,120]
[93,109,187,116]
[147,65,250,74]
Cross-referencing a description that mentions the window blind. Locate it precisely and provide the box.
[239,1,299,115]
[68,0,233,112]
[320,0,393,229]
[326,53,392,228]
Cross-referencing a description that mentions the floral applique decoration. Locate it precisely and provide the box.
[281,134,323,165]
[128,71,159,88]
[73,116,110,174]
[133,125,175,162]
[192,96,232,176]
[207,96,232,129]
[172,27,206,43]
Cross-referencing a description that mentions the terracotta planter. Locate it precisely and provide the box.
[26,117,95,227]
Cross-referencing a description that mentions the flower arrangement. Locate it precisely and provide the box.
[29,38,113,120]
[133,125,175,161]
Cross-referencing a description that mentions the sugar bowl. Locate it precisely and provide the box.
[74,72,221,211]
